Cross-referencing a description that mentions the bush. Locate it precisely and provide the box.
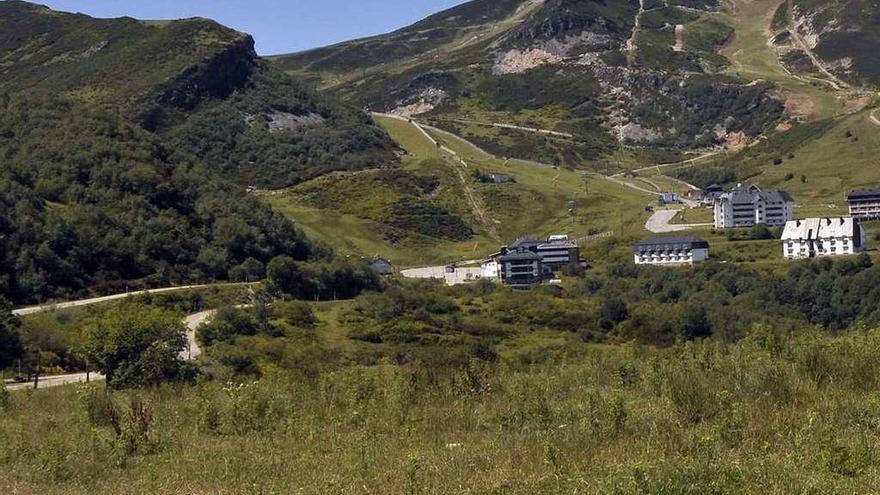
[76,384,119,428]
[198,307,259,346]
[84,304,193,389]
[279,301,318,328]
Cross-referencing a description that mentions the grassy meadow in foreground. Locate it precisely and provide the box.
[5,329,880,493]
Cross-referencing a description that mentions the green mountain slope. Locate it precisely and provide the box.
[275,0,880,213]
[0,2,399,304]
[670,0,880,206]
[266,114,654,267]
[0,1,398,189]
[273,0,527,81]
[0,1,251,112]
[273,0,786,171]
[0,94,317,305]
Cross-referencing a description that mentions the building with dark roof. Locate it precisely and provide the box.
[497,250,543,285]
[847,190,880,221]
[496,235,582,284]
[701,184,725,206]
[713,184,794,228]
[634,236,710,265]
[488,173,513,184]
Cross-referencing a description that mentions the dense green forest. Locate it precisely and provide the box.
[167,70,398,189]
[0,94,320,305]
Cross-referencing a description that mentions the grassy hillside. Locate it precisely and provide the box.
[272,0,878,206]
[790,0,880,87]
[272,0,785,171]
[721,0,848,121]
[9,269,880,491]
[665,0,880,205]
[272,0,527,85]
[267,115,653,267]
[0,1,249,111]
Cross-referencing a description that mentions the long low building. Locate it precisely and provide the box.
[634,236,710,265]
[781,217,867,259]
[847,190,880,221]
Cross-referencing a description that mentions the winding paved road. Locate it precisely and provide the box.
[646,209,713,233]
[6,296,222,391]
[4,372,104,391]
[12,284,248,317]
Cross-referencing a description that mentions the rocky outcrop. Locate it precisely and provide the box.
[153,35,259,111]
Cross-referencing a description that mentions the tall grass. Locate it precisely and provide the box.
[5,328,880,492]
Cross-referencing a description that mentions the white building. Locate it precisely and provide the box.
[480,260,499,279]
[714,184,794,228]
[634,236,710,265]
[781,217,867,259]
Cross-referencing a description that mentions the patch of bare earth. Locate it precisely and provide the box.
[773,89,816,121]
[843,94,871,114]
[493,48,563,75]
[673,25,686,52]
[389,102,435,118]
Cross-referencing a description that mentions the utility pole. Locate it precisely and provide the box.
[32,351,40,390]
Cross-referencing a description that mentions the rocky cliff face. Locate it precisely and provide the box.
[508,0,638,44]
[154,36,259,111]
[141,34,260,131]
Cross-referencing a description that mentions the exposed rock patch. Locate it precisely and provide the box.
[493,48,563,74]
[616,122,662,144]
[80,40,108,59]
[390,102,436,118]
[389,87,448,117]
[267,112,324,133]
[673,25,685,52]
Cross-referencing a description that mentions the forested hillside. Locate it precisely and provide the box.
[0,1,397,189]
[0,95,320,305]
[0,2,398,304]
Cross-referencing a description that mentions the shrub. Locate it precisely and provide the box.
[198,307,259,346]
[76,384,120,428]
[0,386,10,410]
[280,301,317,328]
[84,304,191,389]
